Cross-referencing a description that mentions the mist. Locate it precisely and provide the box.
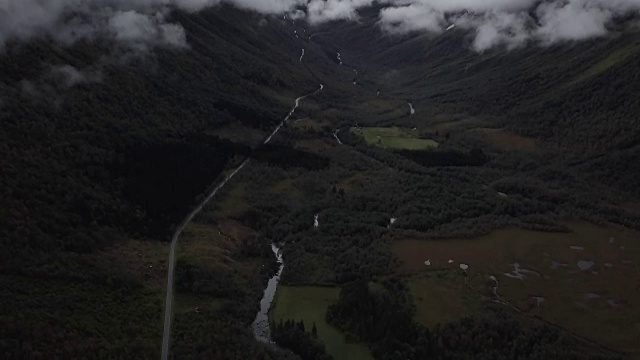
[2,0,639,56]
[377,0,640,52]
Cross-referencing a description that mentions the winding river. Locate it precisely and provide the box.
[252,243,284,343]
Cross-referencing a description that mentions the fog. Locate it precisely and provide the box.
[2,0,639,54]
[377,0,640,51]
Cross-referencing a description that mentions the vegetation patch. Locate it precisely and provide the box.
[292,117,330,131]
[568,43,640,87]
[174,292,223,314]
[391,222,640,357]
[209,122,267,145]
[270,286,373,360]
[179,222,236,269]
[474,128,537,151]
[351,126,439,150]
[214,182,249,218]
[409,274,480,327]
[1,275,164,358]
[422,115,483,132]
[172,210,275,358]
[103,239,169,288]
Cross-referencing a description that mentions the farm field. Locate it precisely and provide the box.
[408,273,481,327]
[270,286,373,360]
[472,128,537,151]
[391,222,640,357]
[351,126,439,150]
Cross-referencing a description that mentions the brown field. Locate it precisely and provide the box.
[214,182,249,217]
[474,128,537,151]
[179,219,258,271]
[422,116,484,132]
[296,139,334,151]
[103,239,169,288]
[335,170,388,193]
[391,222,640,357]
[354,98,408,118]
[292,118,330,131]
[174,293,223,314]
[218,219,256,242]
[209,122,267,145]
[618,201,640,214]
[409,274,480,327]
[174,214,263,336]
[271,177,305,204]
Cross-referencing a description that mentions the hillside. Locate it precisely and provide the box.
[0,6,324,358]
[2,2,640,359]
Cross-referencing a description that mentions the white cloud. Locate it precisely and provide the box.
[50,64,103,87]
[1,0,639,53]
[535,1,612,43]
[108,10,187,49]
[470,12,530,52]
[379,4,444,34]
[377,0,640,51]
[229,0,304,14]
[307,0,374,24]
[0,0,225,50]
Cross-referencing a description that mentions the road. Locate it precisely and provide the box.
[160,84,323,360]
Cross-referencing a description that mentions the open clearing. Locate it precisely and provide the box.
[270,286,373,360]
[103,239,169,289]
[409,273,480,327]
[568,43,640,87]
[209,122,267,145]
[213,182,249,217]
[391,222,640,357]
[351,126,439,150]
[292,117,330,131]
[472,128,537,151]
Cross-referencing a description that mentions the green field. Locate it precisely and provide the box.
[409,274,481,327]
[351,126,439,150]
[568,43,640,87]
[270,286,373,360]
[391,222,640,357]
[213,182,249,218]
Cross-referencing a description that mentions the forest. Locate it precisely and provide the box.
[2,2,640,359]
[325,280,621,360]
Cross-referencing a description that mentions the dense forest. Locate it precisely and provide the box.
[326,280,621,360]
[0,6,324,358]
[2,1,640,359]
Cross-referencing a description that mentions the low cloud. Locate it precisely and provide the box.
[379,4,443,34]
[378,0,640,52]
[1,0,639,55]
[307,0,374,24]
[108,10,187,50]
[50,65,103,88]
[0,0,227,51]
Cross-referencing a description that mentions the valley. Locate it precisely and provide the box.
[2,2,640,360]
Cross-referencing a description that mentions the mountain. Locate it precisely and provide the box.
[1,2,639,359]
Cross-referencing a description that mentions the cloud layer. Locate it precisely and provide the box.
[1,0,639,53]
[377,0,640,51]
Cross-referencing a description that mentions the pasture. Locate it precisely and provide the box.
[351,126,439,150]
[270,286,373,360]
[391,222,640,357]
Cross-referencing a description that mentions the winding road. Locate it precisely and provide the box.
[160,84,323,360]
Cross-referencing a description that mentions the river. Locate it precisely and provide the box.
[252,243,285,343]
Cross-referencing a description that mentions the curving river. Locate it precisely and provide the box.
[252,243,284,343]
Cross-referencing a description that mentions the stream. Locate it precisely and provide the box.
[252,244,284,343]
